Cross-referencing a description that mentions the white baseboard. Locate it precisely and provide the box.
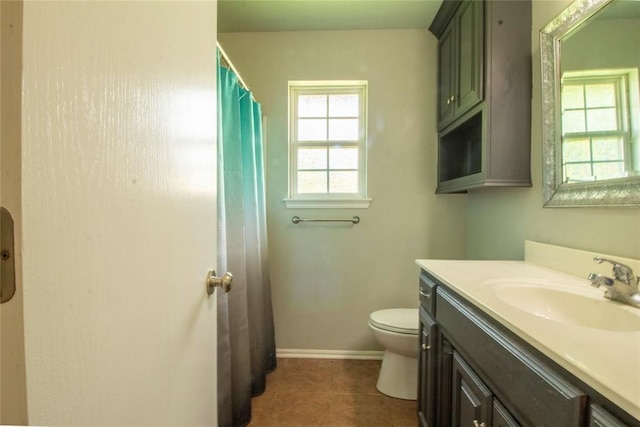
[276,349,384,360]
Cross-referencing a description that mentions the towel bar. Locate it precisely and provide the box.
[291,215,360,225]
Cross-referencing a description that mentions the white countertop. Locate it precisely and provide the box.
[415,259,640,421]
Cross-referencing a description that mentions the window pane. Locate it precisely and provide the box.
[329,94,359,117]
[564,163,592,182]
[298,148,327,169]
[586,108,617,132]
[328,119,359,141]
[562,110,586,134]
[593,161,625,178]
[298,95,327,118]
[329,147,358,169]
[298,119,327,141]
[586,83,616,108]
[592,137,624,161]
[562,85,584,109]
[297,171,327,193]
[289,83,367,200]
[329,171,358,193]
[562,138,591,162]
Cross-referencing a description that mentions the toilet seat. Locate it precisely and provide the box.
[369,309,418,335]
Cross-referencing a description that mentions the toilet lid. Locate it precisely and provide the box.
[369,309,418,334]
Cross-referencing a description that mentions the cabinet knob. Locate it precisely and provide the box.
[473,420,486,427]
[421,343,430,351]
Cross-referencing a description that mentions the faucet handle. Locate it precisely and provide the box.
[588,272,614,288]
[593,257,637,285]
[588,273,601,288]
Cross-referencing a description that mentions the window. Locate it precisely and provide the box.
[561,71,632,182]
[285,81,370,208]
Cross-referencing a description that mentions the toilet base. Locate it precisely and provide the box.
[376,349,417,400]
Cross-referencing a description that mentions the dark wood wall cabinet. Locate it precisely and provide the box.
[429,0,532,193]
[417,270,639,427]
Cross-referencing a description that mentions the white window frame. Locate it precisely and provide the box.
[561,70,633,182]
[284,81,371,209]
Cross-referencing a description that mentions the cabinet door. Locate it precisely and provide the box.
[492,400,520,427]
[589,405,626,427]
[418,309,438,427]
[437,22,456,128]
[439,337,455,427]
[451,351,492,427]
[455,0,483,118]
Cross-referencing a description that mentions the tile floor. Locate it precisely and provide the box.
[248,358,417,427]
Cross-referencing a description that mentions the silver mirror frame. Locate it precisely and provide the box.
[540,0,640,207]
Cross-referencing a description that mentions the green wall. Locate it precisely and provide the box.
[465,0,640,261]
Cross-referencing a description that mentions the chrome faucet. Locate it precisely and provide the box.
[588,257,640,308]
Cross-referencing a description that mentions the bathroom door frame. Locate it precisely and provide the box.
[0,1,29,423]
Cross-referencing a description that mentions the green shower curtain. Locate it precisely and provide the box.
[216,51,276,427]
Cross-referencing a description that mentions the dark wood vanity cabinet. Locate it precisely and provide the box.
[417,270,640,427]
[429,0,532,193]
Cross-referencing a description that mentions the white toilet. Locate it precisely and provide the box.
[368,308,419,400]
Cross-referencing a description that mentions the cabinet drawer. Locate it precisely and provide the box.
[419,272,437,316]
[437,286,587,427]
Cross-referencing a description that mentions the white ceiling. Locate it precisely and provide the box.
[218,0,443,33]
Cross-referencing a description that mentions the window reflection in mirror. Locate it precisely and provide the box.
[560,0,640,183]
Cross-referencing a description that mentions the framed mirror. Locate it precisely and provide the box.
[540,0,640,207]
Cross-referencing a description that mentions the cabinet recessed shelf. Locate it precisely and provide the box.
[439,112,482,182]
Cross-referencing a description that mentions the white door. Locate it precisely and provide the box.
[20,2,219,425]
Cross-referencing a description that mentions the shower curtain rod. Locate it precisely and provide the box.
[217,42,252,95]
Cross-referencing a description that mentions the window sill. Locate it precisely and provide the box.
[283,198,372,209]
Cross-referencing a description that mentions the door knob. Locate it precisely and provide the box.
[206,270,233,295]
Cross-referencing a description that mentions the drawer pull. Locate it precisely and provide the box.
[419,289,431,299]
[473,421,486,427]
[421,344,430,351]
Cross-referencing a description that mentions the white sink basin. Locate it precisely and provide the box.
[490,281,640,332]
